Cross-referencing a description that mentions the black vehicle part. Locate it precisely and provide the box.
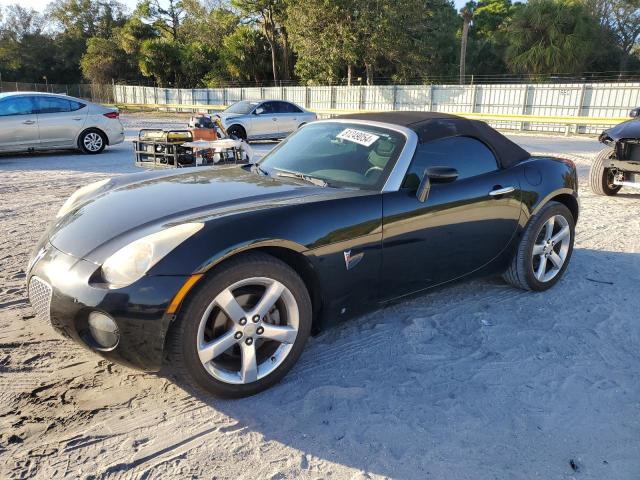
[227,125,247,141]
[589,147,621,196]
[503,201,575,291]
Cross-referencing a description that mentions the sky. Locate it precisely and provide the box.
[1,0,469,14]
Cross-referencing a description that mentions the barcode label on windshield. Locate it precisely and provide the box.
[336,128,380,147]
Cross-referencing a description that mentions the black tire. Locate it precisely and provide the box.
[78,129,107,154]
[503,201,575,291]
[166,252,312,397]
[589,147,621,196]
[227,125,247,141]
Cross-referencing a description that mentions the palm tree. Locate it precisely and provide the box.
[505,0,598,75]
[460,7,473,84]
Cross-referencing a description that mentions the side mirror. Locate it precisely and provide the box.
[630,107,640,118]
[416,166,459,202]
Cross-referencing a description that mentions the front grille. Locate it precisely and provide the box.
[28,276,53,324]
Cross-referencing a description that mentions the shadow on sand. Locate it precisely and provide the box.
[163,247,640,479]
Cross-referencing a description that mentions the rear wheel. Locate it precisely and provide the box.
[503,201,575,291]
[79,129,106,154]
[589,147,621,196]
[166,253,312,397]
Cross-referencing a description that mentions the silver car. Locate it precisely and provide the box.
[0,92,125,154]
[217,99,316,141]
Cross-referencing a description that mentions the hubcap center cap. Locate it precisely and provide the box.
[243,322,259,336]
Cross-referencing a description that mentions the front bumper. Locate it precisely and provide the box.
[27,243,189,371]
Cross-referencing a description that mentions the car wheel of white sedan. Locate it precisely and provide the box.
[503,201,575,291]
[79,129,106,154]
[167,252,312,397]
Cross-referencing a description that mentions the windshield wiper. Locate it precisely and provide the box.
[251,163,269,176]
[273,168,329,187]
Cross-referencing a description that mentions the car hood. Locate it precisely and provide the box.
[600,118,640,143]
[48,167,332,262]
[217,112,244,121]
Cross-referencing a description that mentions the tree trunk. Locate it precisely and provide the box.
[347,64,353,86]
[460,8,473,85]
[282,28,290,81]
[269,39,278,85]
[365,63,373,86]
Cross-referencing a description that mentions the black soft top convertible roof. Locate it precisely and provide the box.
[337,111,530,168]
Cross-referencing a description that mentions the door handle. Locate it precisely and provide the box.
[22,120,36,125]
[489,186,515,196]
[73,117,83,121]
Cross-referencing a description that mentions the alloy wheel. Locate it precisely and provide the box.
[196,277,299,384]
[531,214,571,283]
[83,132,103,152]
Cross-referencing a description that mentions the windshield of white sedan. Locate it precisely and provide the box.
[257,122,405,189]
[225,101,258,114]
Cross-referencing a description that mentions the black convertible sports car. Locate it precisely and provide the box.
[27,112,578,397]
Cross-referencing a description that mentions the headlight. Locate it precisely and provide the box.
[57,178,110,218]
[101,223,203,288]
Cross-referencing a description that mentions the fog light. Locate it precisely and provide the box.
[88,311,120,349]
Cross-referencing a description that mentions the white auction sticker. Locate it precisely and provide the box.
[336,128,380,147]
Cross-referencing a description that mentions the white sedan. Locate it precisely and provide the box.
[0,92,124,154]
[216,99,317,141]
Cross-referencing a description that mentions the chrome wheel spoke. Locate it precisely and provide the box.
[544,217,555,241]
[253,280,285,319]
[240,342,258,383]
[260,324,297,344]
[198,330,237,364]
[535,257,547,280]
[551,226,570,244]
[549,251,563,269]
[532,243,545,256]
[215,288,247,323]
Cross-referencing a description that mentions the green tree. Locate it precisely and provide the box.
[505,0,603,74]
[232,0,288,84]
[214,25,272,85]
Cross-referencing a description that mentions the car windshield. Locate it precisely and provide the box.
[257,122,406,190]
[224,101,257,114]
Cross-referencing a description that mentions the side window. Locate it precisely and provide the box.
[403,136,498,189]
[256,102,275,115]
[0,97,36,116]
[282,102,302,113]
[69,100,86,111]
[36,97,71,114]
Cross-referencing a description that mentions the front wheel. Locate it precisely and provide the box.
[503,201,575,291]
[166,252,312,397]
[589,147,621,196]
[227,125,247,141]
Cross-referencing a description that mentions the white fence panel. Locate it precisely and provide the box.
[475,85,525,115]
[365,86,395,110]
[283,86,306,106]
[225,88,243,102]
[335,87,360,110]
[308,86,332,110]
[262,87,283,99]
[583,83,640,117]
[395,86,430,110]
[527,84,582,117]
[432,85,474,113]
[242,87,262,100]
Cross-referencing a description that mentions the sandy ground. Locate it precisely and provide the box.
[1,115,639,479]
